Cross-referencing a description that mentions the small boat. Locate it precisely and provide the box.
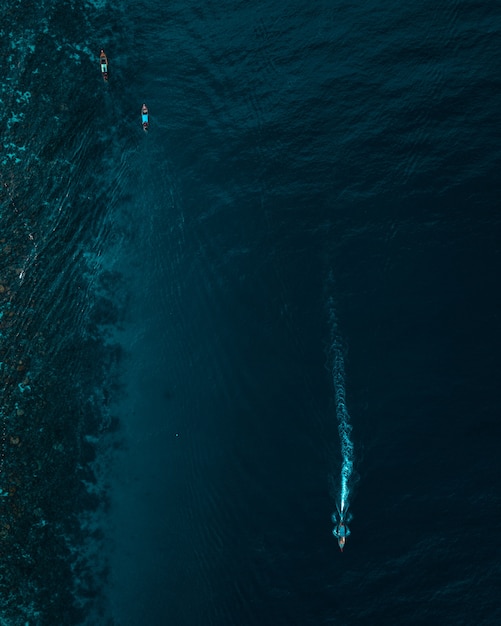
[141,104,149,132]
[99,49,108,81]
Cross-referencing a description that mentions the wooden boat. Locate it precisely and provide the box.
[99,49,108,81]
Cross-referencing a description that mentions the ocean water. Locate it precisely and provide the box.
[1,0,500,624]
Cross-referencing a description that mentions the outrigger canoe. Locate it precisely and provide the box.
[141,104,149,132]
[100,49,108,81]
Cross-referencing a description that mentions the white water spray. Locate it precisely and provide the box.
[328,302,355,542]
[332,339,354,515]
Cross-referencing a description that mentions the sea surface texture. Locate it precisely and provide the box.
[1,1,500,625]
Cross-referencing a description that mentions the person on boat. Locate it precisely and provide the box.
[100,50,108,80]
[141,104,149,131]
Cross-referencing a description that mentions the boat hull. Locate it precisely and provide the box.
[141,104,149,131]
[99,50,108,81]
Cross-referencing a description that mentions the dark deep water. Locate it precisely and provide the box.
[1,0,501,624]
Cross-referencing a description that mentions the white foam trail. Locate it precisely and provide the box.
[333,345,354,513]
[328,303,354,515]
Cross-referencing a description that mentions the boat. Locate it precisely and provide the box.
[99,49,108,81]
[141,104,149,131]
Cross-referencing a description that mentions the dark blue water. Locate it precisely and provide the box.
[1,0,500,624]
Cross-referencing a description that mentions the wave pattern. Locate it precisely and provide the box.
[0,0,132,623]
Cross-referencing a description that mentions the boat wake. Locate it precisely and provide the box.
[327,300,355,548]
